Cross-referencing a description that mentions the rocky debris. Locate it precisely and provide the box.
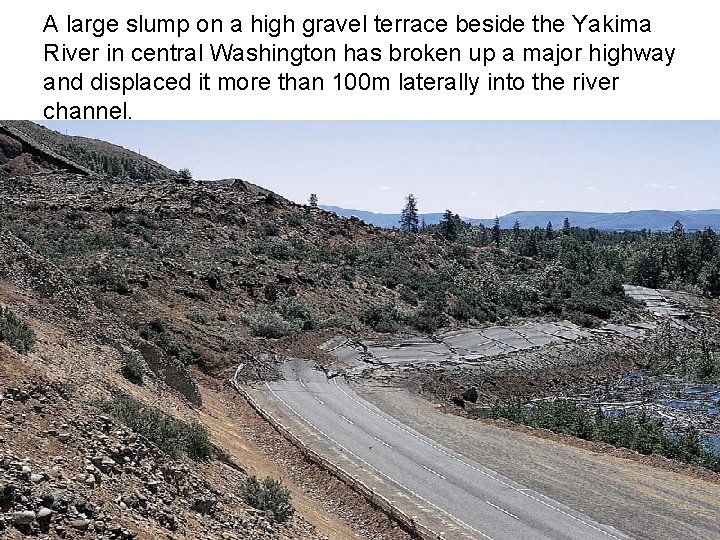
[198,179,292,205]
[0,223,201,406]
[0,229,90,316]
[131,339,201,406]
[563,373,720,441]
[0,380,325,540]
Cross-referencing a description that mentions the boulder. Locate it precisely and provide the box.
[13,510,36,526]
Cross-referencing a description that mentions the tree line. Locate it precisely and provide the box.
[394,194,720,299]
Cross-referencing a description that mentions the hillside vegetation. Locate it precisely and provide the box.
[1,122,719,538]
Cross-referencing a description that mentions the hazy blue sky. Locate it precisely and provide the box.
[38,121,719,217]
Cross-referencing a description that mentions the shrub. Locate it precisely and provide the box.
[320,314,362,331]
[258,221,280,237]
[280,297,319,330]
[120,355,145,385]
[86,264,131,294]
[187,309,210,325]
[0,307,36,353]
[476,399,720,472]
[136,319,198,365]
[178,168,193,180]
[98,395,213,460]
[268,241,293,260]
[240,476,294,523]
[243,310,297,338]
[361,304,400,333]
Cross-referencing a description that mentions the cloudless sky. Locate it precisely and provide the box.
[37,121,720,218]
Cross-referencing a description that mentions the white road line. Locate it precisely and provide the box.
[373,436,392,448]
[422,465,446,479]
[299,379,306,388]
[486,501,519,521]
[340,414,354,425]
[263,383,494,540]
[314,396,325,405]
[331,378,628,540]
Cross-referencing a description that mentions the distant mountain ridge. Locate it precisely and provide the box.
[321,206,720,232]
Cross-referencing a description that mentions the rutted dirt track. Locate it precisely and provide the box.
[357,385,720,540]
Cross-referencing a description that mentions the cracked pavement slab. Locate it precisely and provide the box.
[326,321,644,375]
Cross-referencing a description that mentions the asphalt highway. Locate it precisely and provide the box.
[254,359,633,540]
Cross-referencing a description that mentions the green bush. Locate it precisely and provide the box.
[86,264,131,294]
[0,307,36,353]
[280,297,319,330]
[136,319,198,365]
[476,399,720,472]
[320,314,362,331]
[99,395,213,460]
[258,221,280,237]
[187,309,210,325]
[120,355,145,385]
[240,475,294,523]
[243,310,297,338]
[361,304,400,333]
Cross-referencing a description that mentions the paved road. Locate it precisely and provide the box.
[252,359,632,540]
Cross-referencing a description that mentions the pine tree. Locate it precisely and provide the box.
[671,219,685,240]
[512,220,521,240]
[696,227,718,262]
[669,219,689,280]
[399,194,419,233]
[438,209,458,241]
[562,217,571,235]
[309,193,318,207]
[491,216,501,248]
[525,230,539,257]
[545,221,554,240]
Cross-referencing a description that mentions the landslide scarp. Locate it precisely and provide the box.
[0,121,176,179]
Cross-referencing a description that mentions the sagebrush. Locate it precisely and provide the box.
[99,395,213,460]
[0,306,36,353]
[240,475,294,523]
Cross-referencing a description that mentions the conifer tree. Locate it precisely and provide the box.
[399,194,419,233]
[438,210,458,241]
[492,216,501,248]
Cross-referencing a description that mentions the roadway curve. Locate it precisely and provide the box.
[251,359,632,540]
